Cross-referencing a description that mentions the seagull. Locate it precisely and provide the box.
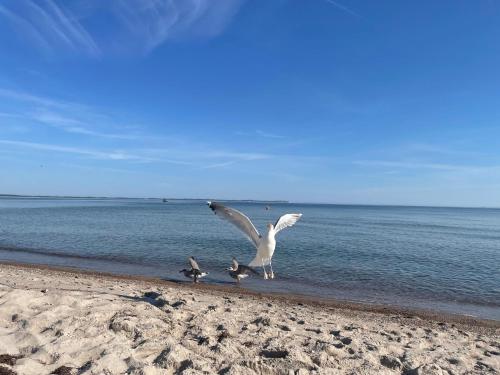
[179,256,208,283]
[207,201,302,279]
[226,257,259,283]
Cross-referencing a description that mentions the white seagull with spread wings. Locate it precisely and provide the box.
[208,201,302,279]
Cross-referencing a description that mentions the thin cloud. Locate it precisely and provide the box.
[0,87,299,170]
[255,130,286,139]
[0,4,51,51]
[0,88,68,108]
[235,130,286,139]
[324,0,361,18]
[0,111,25,119]
[0,0,99,56]
[0,139,273,169]
[0,87,276,169]
[406,143,486,158]
[139,147,271,161]
[353,160,464,171]
[353,160,500,174]
[57,162,142,175]
[0,88,157,141]
[138,147,272,169]
[30,110,142,140]
[204,150,270,161]
[201,160,238,169]
[0,139,152,162]
[0,0,244,57]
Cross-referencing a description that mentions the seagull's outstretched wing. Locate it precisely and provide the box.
[274,213,303,234]
[232,257,239,270]
[189,256,200,271]
[208,202,261,248]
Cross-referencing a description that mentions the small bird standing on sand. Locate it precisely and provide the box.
[208,201,302,280]
[226,257,259,283]
[179,256,208,283]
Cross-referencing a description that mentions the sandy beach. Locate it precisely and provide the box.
[0,263,498,375]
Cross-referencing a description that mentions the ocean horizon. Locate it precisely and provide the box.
[2,194,500,210]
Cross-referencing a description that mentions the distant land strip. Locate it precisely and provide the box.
[0,194,288,203]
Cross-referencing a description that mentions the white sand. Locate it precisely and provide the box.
[0,263,498,375]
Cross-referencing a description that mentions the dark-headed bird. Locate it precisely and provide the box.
[226,257,259,283]
[179,256,208,283]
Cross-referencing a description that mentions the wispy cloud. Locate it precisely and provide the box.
[0,86,315,171]
[0,88,155,140]
[0,111,25,119]
[0,1,99,57]
[30,109,142,140]
[204,150,270,161]
[353,160,500,174]
[255,130,286,139]
[0,138,275,169]
[0,87,281,169]
[138,147,272,168]
[236,130,286,139]
[0,3,51,51]
[0,88,69,108]
[201,160,237,169]
[405,143,485,158]
[0,0,244,57]
[0,139,152,162]
[323,0,360,18]
[111,0,245,53]
[354,160,464,171]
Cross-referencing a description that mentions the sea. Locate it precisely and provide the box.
[0,197,499,320]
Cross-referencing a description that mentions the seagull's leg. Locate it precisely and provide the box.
[261,259,268,279]
[269,260,275,279]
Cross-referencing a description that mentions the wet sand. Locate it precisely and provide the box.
[0,262,499,374]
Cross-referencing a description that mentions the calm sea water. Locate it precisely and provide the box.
[0,197,499,320]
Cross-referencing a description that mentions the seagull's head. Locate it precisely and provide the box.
[267,223,274,230]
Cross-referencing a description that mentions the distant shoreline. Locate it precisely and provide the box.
[0,194,288,203]
[1,194,499,209]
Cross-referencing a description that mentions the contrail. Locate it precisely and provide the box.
[324,0,361,18]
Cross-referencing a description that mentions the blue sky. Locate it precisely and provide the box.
[0,0,499,206]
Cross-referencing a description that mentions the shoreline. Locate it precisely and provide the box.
[1,262,499,374]
[0,252,498,322]
[2,260,499,331]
